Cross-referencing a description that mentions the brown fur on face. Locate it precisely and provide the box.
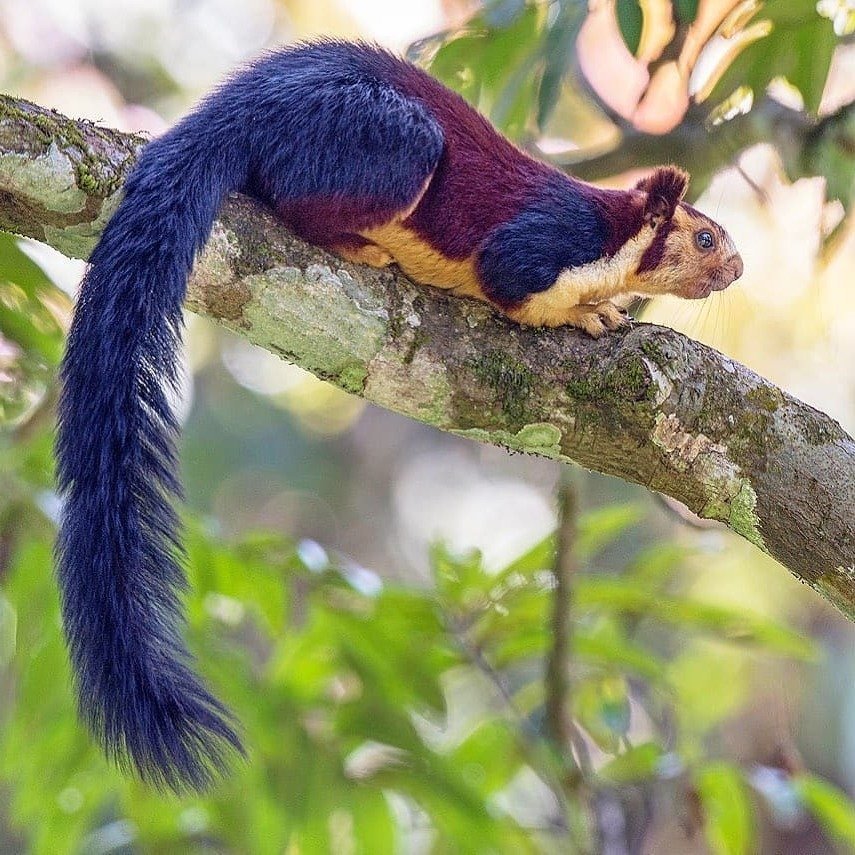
[629,201,743,299]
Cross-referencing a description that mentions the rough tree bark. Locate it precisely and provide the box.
[0,95,853,618]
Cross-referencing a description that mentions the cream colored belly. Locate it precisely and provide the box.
[359,222,485,300]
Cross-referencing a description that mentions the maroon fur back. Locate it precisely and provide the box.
[385,61,558,259]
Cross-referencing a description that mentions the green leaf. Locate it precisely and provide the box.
[668,646,746,738]
[805,104,855,215]
[626,543,686,587]
[419,2,551,139]
[708,4,839,116]
[0,233,53,294]
[784,17,837,114]
[574,618,665,681]
[185,524,295,633]
[452,719,523,794]
[491,55,543,139]
[474,579,550,651]
[573,675,631,753]
[577,504,644,560]
[0,233,66,426]
[334,600,449,714]
[374,752,529,854]
[431,541,490,610]
[0,594,17,667]
[351,790,397,853]
[424,2,543,118]
[615,0,643,56]
[597,742,666,784]
[496,534,554,576]
[491,627,548,668]
[696,762,756,855]
[536,2,585,128]
[794,774,855,849]
[0,233,64,364]
[573,578,815,659]
[483,0,527,29]
[428,33,487,105]
[673,0,699,24]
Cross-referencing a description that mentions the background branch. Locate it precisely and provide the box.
[0,94,853,619]
[563,98,854,189]
[545,475,578,769]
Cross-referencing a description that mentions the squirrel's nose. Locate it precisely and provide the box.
[731,254,744,281]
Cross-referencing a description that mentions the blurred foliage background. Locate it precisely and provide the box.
[1,0,854,852]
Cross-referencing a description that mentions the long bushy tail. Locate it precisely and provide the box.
[55,116,248,791]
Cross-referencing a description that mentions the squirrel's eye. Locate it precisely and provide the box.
[696,230,714,250]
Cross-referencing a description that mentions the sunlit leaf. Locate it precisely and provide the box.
[597,742,666,783]
[491,627,549,668]
[431,542,490,611]
[805,101,855,215]
[696,762,756,855]
[574,618,665,681]
[794,774,855,849]
[185,524,295,633]
[818,0,855,34]
[0,234,66,426]
[573,675,631,753]
[669,647,746,738]
[0,234,53,295]
[423,1,544,131]
[352,790,397,853]
[573,578,815,659]
[0,234,64,363]
[417,0,593,140]
[0,594,16,667]
[474,578,550,651]
[452,719,524,794]
[496,535,555,576]
[537,2,586,127]
[708,2,838,115]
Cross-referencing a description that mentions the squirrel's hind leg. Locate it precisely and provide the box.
[332,235,395,267]
[260,79,444,259]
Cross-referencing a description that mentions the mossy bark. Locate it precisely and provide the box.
[1,94,853,619]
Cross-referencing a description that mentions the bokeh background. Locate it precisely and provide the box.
[0,1,854,853]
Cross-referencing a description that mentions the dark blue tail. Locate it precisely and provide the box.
[55,108,248,791]
[54,40,448,792]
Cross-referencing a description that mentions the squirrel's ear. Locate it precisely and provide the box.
[637,166,689,227]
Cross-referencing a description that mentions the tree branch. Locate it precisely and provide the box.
[1,95,853,618]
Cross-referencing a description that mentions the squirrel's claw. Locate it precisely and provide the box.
[556,301,630,337]
[593,301,631,331]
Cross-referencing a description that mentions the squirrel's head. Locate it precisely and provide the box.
[627,166,743,299]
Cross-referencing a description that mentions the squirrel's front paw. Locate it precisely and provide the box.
[505,298,632,335]
[563,301,631,338]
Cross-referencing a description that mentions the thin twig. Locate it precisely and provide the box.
[545,473,579,763]
[545,472,600,852]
